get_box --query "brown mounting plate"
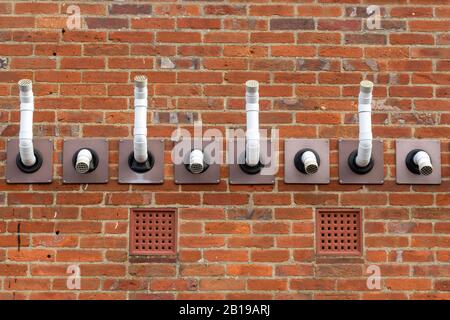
[284,139,330,184]
[63,139,109,184]
[174,139,220,184]
[119,139,164,184]
[229,139,276,185]
[396,139,441,185]
[339,139,384,185]
[6,139,53,184]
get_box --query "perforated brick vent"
[316,208,362,255]
[130,208,177,256]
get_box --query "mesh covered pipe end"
[18,79,32,93]
[134,75,148,88]
[245,80,259,95]
[360,80,373,94]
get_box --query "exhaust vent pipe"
[18,79,37,167]
[406,149,433,176]
[187,149,207,174]
[75,149,93,174]
[129,75,154,173]
[348,80,375,174]
[245,80,260,167]
[355,80,373,168]
[301,151,319,174]
[133,75,149,164]
[294,149,320,175]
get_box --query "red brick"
[85,18,129,30]
[200,279,245,291]
[109,4,152,15]
[14,2,58,14]
[252,250,289,262]
[251,32,294,43]
[227,264,272,276]
[157,32,201,43]
[204,250,248,262]
[205,222,250,234]
[291,279,335,291]
[386,279,432,291]
[178,18,221,30]
[8,193,53,205]
[248,279,287,291]
[250,5,294,17]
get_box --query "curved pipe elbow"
[188,149,205,174]
[75,149,93,174]
[301,151,319,175]
[414,151,433,176]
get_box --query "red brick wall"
[0,1,449,300]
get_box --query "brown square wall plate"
[174,139,221,184]
[63,138,109,184]
[284,139,330,184]
[339,139,384,184]
[228,139,277,185]
[396,139,441,185]
[6,139,53,184]
[118,139,164,184]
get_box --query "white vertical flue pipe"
[355,80,373,168]
[18,79,36,167]
[245,80,260,167]
[133,75,148,163]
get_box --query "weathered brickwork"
[0,1,449,300]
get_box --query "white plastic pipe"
[75,149,93,174]
[18,79,36,167]
[245,80,260,167]
[189,149,204,174]
[413,151,433,176]
[355,80,373,168]
[133,75,148,163]
[301,151,319,175]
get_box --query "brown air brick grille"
[130,208,177,256]
[316,208,362,255]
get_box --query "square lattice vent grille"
[316,208,362,256]
[130,208,177,256]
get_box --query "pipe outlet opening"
[187,149,208,174]
[18,79,37,168]
[134,75,148,88]
[294,149,320,175]
[73,148,98,174]
[406,149,433,176]
[18,79,33,93]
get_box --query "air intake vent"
[316,208,362,255]
[130,208,177,256]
